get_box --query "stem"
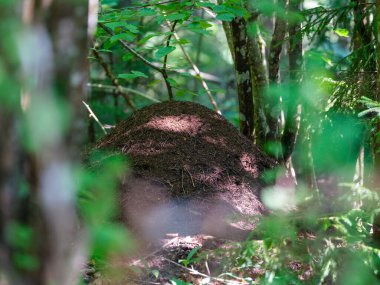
[92,47,137,111]
[163,20,178,101]
[166,20,221,113]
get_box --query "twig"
[88,83,161,103]
[131,237,178,266]
[160,257,248,284]
[82,101,107,135]
[99,22,174,101]
[165,20,221,113]
[92,48,137,111]
[193,10,205,94]
[184,167,195,187]
[163,20,178,101]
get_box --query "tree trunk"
[281,0,303,163]
[0,0,88,284]
[267,0,288,157]
[247,20,269,148]
[230,17,255,140]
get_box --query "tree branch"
[99,22,174,100]
[92,47,137,111]
[162,20,178,101]
[165,20,221,113]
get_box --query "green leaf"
[175,38,190,45]
[110,32,136,42]
[151,269,160,278]
[124,23,139,33]
[104,21,126,30]
[198,2,215,8]
[167,13,187,21]
[334,28,349,37]
[122,53,134,62]
[199,20,212,29]
[104,22,139,33]
[167,78,178,87]
[155,46,176,58]
[170,279,192,285]
[213,5,226,13]
[186,246,200,264]
[138,33,160,45]
[216,12,235,21]
[118,71,148,79]
[137,8,156,16]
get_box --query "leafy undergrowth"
[88,184,380,285]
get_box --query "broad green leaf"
[167,13,187,21]
[137,8,156,16]
[199,21,212,29]
[118,71,148,79]
[104,21,126,30]
[216,13,235,21]
[334,28,349,37]
[198,2,215,8]
[104,22,139,33]
[213,5,226,13]
[110,32,135,42]
[155,46,176,58]
[138,33,160,45]
[124,23,139,33]
[122,53,134,62]
[175,38,190,45]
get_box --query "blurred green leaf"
[110,32,136,42]
[155,46,176,58]
[118,70,148,79]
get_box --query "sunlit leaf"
[335,28,349,37]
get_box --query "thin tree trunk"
[281,0,303,163]
[230,17,255,140]
[0,0,89,284]
[267,0,287,154]
[247,20,268,148]
[218,0,235,62]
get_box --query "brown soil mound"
[94,101,275,240]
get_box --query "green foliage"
[86,0,380,284]
[179,246,201,267]
[78,151,133,263]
